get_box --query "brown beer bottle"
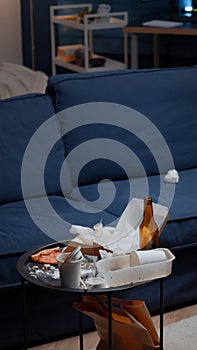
[140,197,159,250]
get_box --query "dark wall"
[57,0,169,25]
[21,0,58,75]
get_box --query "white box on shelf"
[57,44,84,62]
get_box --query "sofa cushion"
[57,114,160,187]
[48,101,173,188]
[47,67,197,181]
[0,196,117,257]
[0,93,65,203]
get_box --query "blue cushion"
[0,94,65,203]
[59,121,159,186]
[47,67,197,181]
[0,196,117,257]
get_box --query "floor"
[32,304,197,349]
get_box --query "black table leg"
[21,278,28,350]
[160,278,164,350]
[79,310,84,350]
[107,293,112,350]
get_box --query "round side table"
[17,241,164,350]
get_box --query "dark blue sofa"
[0,66,196,349]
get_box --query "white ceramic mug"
[98,4,111,14]
[97,4,111,22]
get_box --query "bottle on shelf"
[139,197,159,250]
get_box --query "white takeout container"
[96,248,175,287]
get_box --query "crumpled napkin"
[164,169,179,184]
[70,198,145,254]
[69,198,169,255]
[70,221,140,255]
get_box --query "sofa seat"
[69,168,197,249]
[2,167,196,289]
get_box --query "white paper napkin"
[69,198,169,255]
[70,222,139,252]
[164,169,179,183]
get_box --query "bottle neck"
[143,198,153,220]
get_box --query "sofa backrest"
[0,93,65,203]
[47,66,197,186]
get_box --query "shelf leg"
[89,30,93,57]
[84,22,89,71]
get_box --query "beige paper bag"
[73,296,160,350]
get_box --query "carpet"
[91,315,197,350]
[31,312,197,349]
[162,315,197,350]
